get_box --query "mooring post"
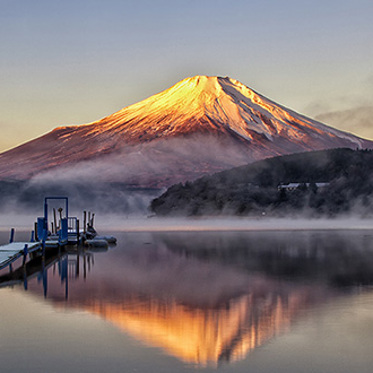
[83,211,87,234]
[30,231,35,243]
[22,244,28,266]
[44,198,48,230]
[9,228,15,243]
[58,207,63,229]
[34,222,39,241]
[76,219,80,244]
[53,208,57,234]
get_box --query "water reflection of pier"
[0,249,94,299]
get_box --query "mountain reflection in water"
[13,230,373,367]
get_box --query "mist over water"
[2,207,373,234]
[93,215,373,233]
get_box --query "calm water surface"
[1,229,373,372]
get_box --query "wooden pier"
[0,196,116,273]
[0,241,41,270]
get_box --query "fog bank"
[2,210,373,236]
[94,216,373,232]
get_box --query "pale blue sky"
[1,0,373,151]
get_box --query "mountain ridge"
[0,75,371,186]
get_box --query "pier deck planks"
[0,242,41,269]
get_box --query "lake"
[1,227,373,372]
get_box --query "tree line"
[150,148,373,217]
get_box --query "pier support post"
[34,222,38,241]
[76,219,80,245]
[9,228,15,243]
[23,266,28,291]
[22,244,28,266]
[83,211,87,235]
[42,239,46,257]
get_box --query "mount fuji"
[1,75,372,188]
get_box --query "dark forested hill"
[150,148,373,217]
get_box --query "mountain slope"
[0,75,371,187]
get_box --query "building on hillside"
[277,182,329,191]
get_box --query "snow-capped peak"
[73,75,364,148]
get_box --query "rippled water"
[1,229,373,372]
